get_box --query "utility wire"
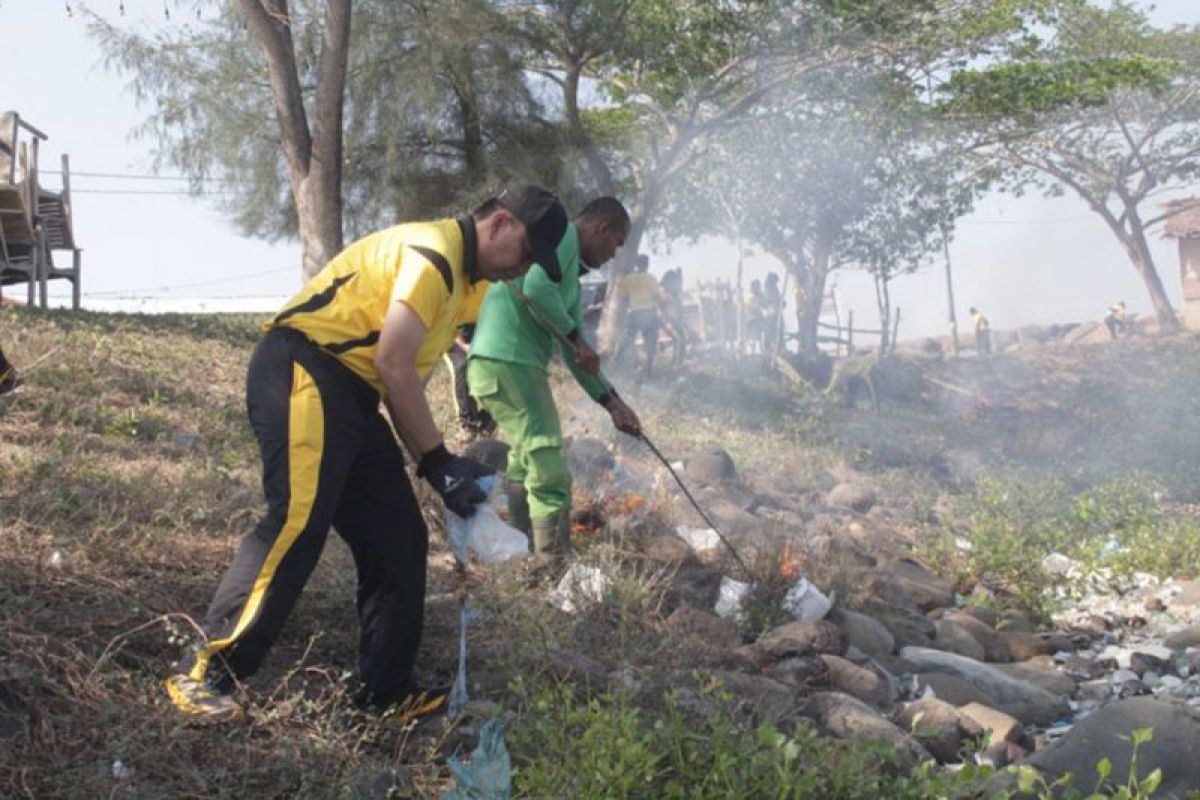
[43,169,236,184]
[86,266,297,297]
[72,188,237,196]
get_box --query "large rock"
[942,611,1012,663]
[894,698,984,764]
[990,698,1200,799]
[934,619,986,661]
[957,702,1029,766]
[767,656,832,691]
[917,673,998,708]
[831,608,896,658]
[1173,580,1200,607]
[643,534,695,565]
[1164,624,1200,651]
[999,631,1060,661]
[876,612,936,651]
[811,692,932,770]
[900,647,1069,726]
[757,620,847,659]
[712,671,799,725]
[992,660,1077,698]
[827,482,877,513]
[883,559,955,612]
[820,654,895,709]
[684,448,737,486]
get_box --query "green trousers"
[466,357,571,519]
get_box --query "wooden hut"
[0,111,81,308]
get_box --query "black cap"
[495,182,568,282]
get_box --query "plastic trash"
[676,525,720,552]
[449,603,482,719]
[782,577,831,621]
[714,576,751,620]
[445,718,513,800]
[447,476,529,565]
[549,565,612,613]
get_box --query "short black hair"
[576,197,630,229]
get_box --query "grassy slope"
[2,307,1199,797]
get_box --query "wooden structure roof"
[1163,198,1200,239]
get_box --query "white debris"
[48,550,63,568]
[1041,552,1080,576]
[714,576,751,620]
[782,577,832,621]
[549,565,612,614]
[112,760,133,780]
[676,526,721,552]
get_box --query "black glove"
[417,443,493,517]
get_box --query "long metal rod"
[638,432,754,582]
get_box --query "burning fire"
[778,541,801,582]
[570,490,651,540]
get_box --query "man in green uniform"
[468,197,642,559]
[165,183,568,723]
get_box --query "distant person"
[969,306,992,355]
[0,345,19,395]
[1104,301,1127,339]
[616,255,665,376]
[762,272,783,355]
[164,183,568,724]
[744,279,765,355]
[443,324,495,438]
[660,266,688,366]
[468,197,641,560]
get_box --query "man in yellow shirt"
[969,306,992,355]
[617,255,666,375]
[165,183,568,723]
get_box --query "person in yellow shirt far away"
[969,306,992,355]
[616,254,668,377]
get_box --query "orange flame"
[779,542,801,582]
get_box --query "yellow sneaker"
[164,674,245,723]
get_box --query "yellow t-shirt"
[620,272,659,312]
[265,217,489,393]
[973,312,990,332]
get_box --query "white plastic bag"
[549,565,612,613]
[782,577,832,621]
[714,576,751,620]
[446,477,529,565]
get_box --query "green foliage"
[1013,726,1169,799]
[505,678,994,799]
[925,476,1200,620]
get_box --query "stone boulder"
[1164,624,1200,651]
[990,697,1200,799]
[757,620,847,659]
[827,482,877,513]
[933,619,986,661]
[941,611,1012,663]
[642,534,695,565]
[958,702,1029,766]
[883,559,955,612]
[830,608,896,659]
[999,631,1061,662]
[685,448,737,486]
[820,654,895,709]
[712,671,800,725]
[812,692,932,771]
[767,656,831,691]
[900,647,1069,726]
[894,697,985,764]
[992,660,1077,698]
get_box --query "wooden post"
[847,310,854,354]
[72,249,81,310]
[941,223,960,356]
[891,307,901,354]
[697,283,709,345]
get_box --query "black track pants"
[183,328,428,703]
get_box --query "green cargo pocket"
[468,374,500,401]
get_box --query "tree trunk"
[874,271,891,355]
[791,238,830,355]
[1123,205,1179,331]
[564,63,616,195]
[240,0,349,283]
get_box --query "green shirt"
[468,224,614,403]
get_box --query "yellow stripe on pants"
[190,364,324,682]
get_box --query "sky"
[1,0,1198,341]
